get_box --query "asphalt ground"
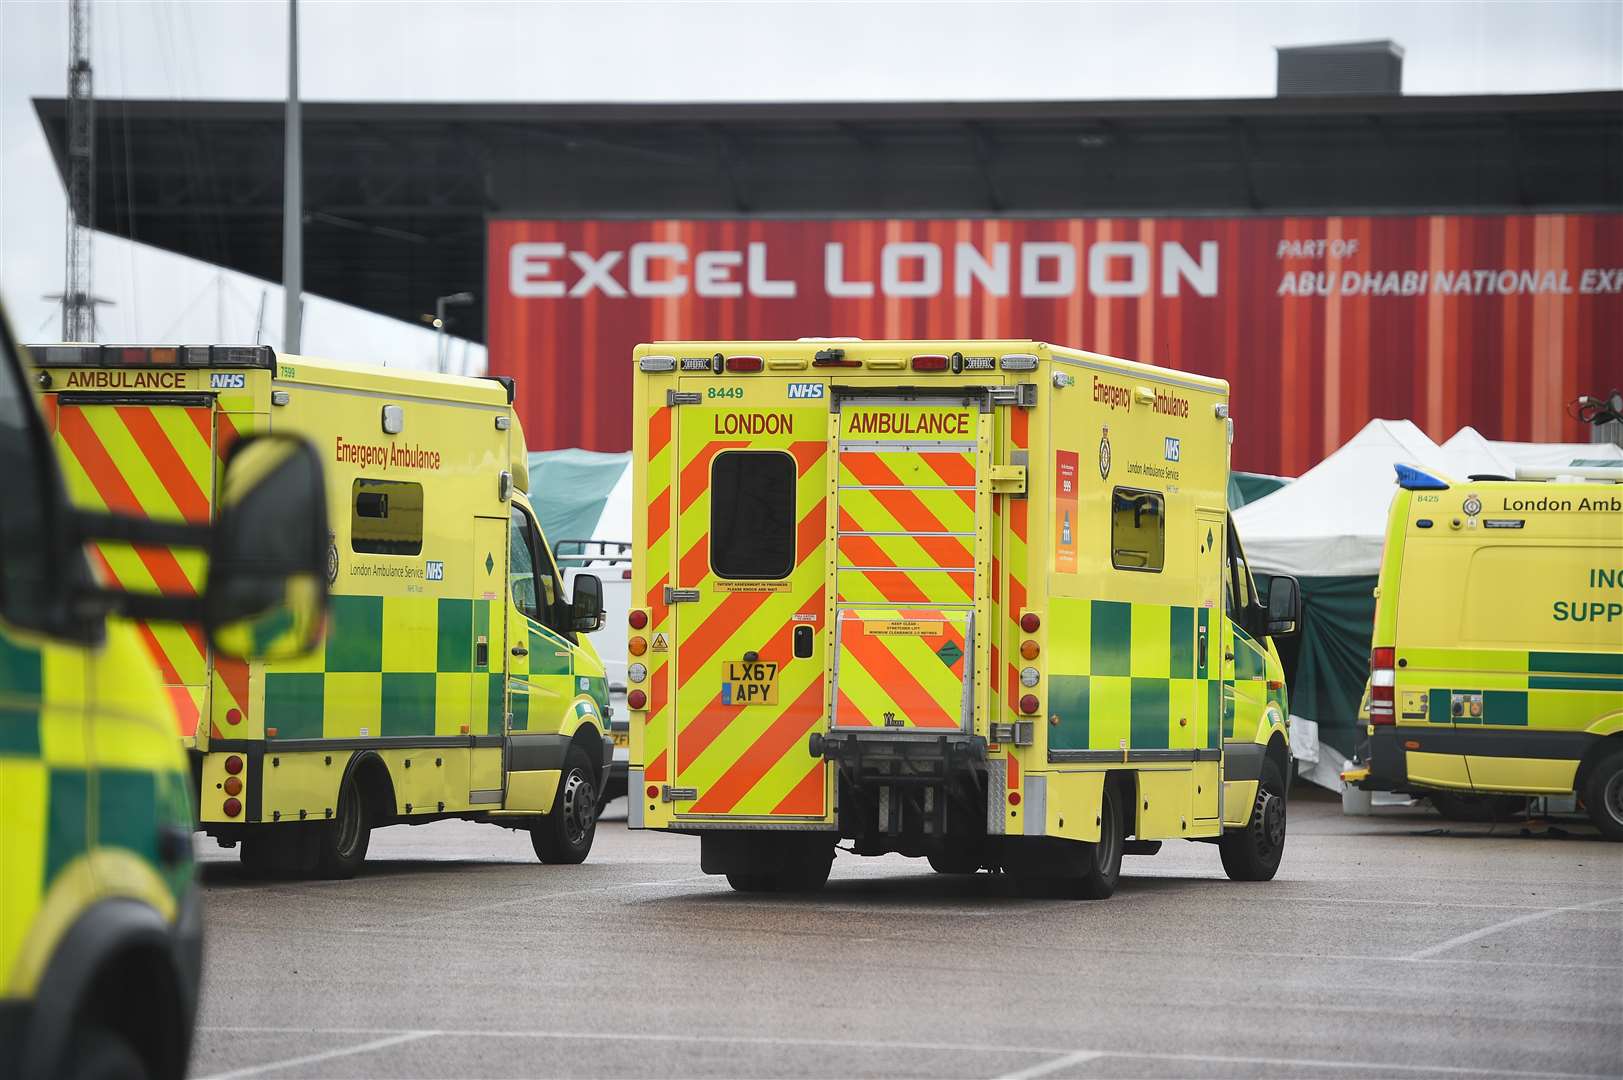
[188,788,1623,1080]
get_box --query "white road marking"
[197,1029,436,1079]
[1404,894,1623,961]
[195,1025,1618,1079]
[996,1049,1106,1079]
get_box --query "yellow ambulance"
[1344,464,1623,837]
[3,317,327,1076]
[625,340,1300,897]
[25,344,615,878]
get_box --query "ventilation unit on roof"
[1277,40,1403,97]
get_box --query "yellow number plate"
[612,731,629,748]
[724,660,779,706]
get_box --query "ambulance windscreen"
[1110,487,1165,573]
[710,450,795,580]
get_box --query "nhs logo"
[1163,437,1181,462]
[425,560,444,581]
[786,382,825,400]
[209,372,246,390]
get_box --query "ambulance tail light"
[725,355,763,373]
[628,609,648,630]
[627,689,648,710]
[1369,647,1396,725]
[910,354,949,372]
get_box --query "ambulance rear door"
[827,386,999,736]
[668,379,830,820]
[49,389,220,739]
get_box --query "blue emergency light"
[1394,464,1449,490]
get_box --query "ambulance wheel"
[1220,758,1287,882]
[238,835,274,879]
[775,852,833,893]
[1076,781,1126,899]
[57,1023,148,1080]
[317,772,371,879]
[927,851,981,875]
[531,745,598,864]
[725,873,774,893]
[1581,745,1623,841]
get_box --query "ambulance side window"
[350,479,423,556]
[710,450,796,580]
[1109,487,1165,573]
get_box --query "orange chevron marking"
[679,440,746,513]
[772,759,827,816]
[647,489,671,548]
[117,405,210,523]
[835,686,871,726]
[841,623,959,729]
[688,678,825,814]
[649,407,672,461]
[646,749,668,783]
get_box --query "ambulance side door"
[506,504,572,729]
[471,515,507,798]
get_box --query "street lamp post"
[435,291,475,374]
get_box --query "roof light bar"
[638,355,677,373]
[679,357,712,372]
[725,355,764,373]
[911,354,949,372]
[1000,353,1040,372]
[23,344,275,369]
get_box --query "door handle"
[512,646,529,657]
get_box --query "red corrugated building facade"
[487,213,1621,475]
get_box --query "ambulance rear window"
[1110,487,1165,573]
[350,478,423,556]
[711,451,795,579]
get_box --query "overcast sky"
[2,0,1619,369]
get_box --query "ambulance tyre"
[1580,744,1623,841]
[531,745,598,864]
[1220,758,1287,882]
[317,771,371,879]
[927,851,982,875]
[58,1023,148,1080]
[1066,779,1125,900]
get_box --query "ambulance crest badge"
[1099,426,1112,480]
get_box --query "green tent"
[525,449,631,551]
[1227,471,1291,510]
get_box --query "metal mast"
[282,0,302,353]
[61,0,96,341]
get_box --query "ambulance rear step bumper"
[809,731,986,776]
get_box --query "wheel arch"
[340,750,398,826]
[1574,731,1623,798]
[24,897,194,1080]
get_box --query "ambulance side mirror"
[1265,575,1301,639]
[206,434,330,662]
[570,573,605,633]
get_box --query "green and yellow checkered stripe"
[1046,598,1274,753]
[2,628,191,981]
[264,594,500,740]
[1399,647,1623,729]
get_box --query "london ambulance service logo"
[1099,426,1112,479]
[326,531,339,584]
[1462,494,1482,517]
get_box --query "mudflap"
[699,830,837,878]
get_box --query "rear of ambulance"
[627,342,1032,887]
[29,344,269,764]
